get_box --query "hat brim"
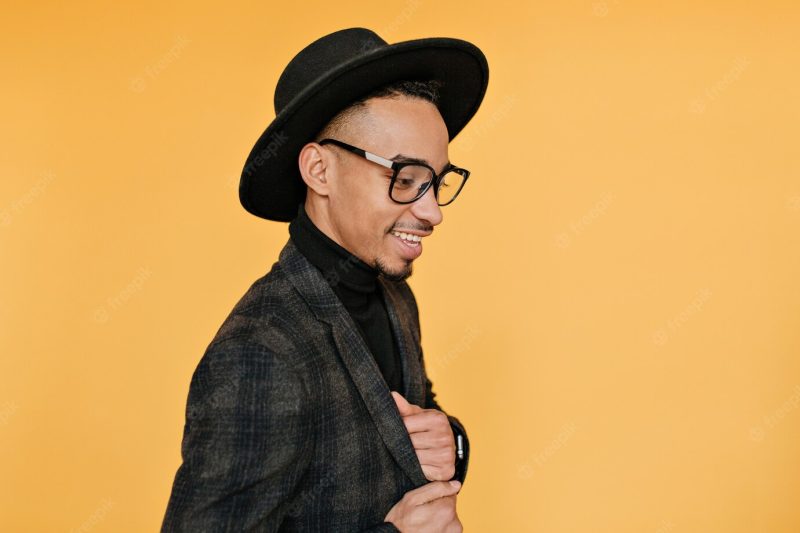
[239,36,489,222]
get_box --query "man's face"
[312,96,450,281]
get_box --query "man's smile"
[390,230,424,260]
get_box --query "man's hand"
[384,480,462,532]
[391,391,456,482]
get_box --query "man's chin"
[375,256,413,282]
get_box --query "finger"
[403,411,455,440]
[407,480,461,506]
[409,431,437,449]
[391,391,412,416]
[421,463,457,482]
[402,410,450,434]
[423,494,459,527]
[414,446,456,468]
[408,425,455,448]
[391,391,422,417]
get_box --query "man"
[162,27,488,531]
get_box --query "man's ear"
[298,142,332,197]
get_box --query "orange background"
[2,1,799,531]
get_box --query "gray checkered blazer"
[161,237,470,532]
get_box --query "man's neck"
[288,202,380,302]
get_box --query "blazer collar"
[279,237,428,487]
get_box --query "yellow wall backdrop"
[2,0,799,531]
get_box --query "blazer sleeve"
[420,347,471,487]
[161,339,314,532]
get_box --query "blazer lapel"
[379,277,426,409]
[279,238,428,487]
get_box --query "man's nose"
[410,184,443,227]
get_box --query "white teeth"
[392,231,422,242]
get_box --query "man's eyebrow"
[389,153,452,174]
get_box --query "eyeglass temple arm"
[318,138,395,170]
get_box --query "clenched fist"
[391,391,456,482]
[384,480,463,532]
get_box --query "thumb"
[391,391,416,416]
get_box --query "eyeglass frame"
[317,138,470,206]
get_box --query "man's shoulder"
[184,264,315,422]
[205,260,310,355]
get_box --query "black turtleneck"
[288,203,404,393]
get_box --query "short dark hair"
[312,79,443,143]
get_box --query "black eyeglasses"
[318,138,470,206]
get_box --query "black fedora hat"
[238,27,489,222]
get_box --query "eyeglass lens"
[391,165,465,205]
